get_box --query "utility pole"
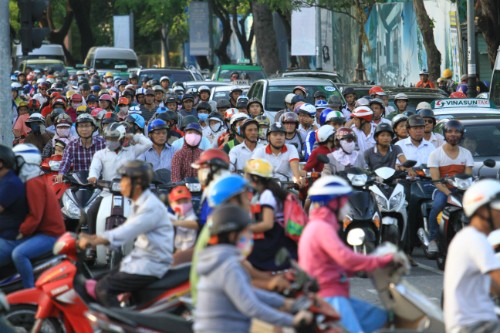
[0,0,13,145]
[466,0,477,98]
[315,6,322,70]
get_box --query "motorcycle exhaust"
[417,228,430,247]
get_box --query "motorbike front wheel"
[381,224,399,247]
[5,304,63,333]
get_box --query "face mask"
[340,140,356,154]
[172,202,193,217]
[198,167,210,186]
[236,234,254,258]
[106,78,113,83]
[210,123,221,133]
[185,133,201,147]
[259,128,268,140]
[198,113,209,122]
[106,140,121,151]
[56,127,70,138]
[73,102,82,108]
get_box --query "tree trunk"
[413,0,441,82]
[252,3,281,75]
[47,1,75,66]
[212,0,232,64]
[231,3,253,62]
[278,11,298,69]
[196,56,211,70]
[476,0,500,68]
[69,0,94,61]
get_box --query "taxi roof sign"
[432,98,494,109]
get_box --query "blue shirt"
[138,144,175,171]
[0,170,28,239]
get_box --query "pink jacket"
[298,206,393,298]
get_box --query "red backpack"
[280,193,309,242]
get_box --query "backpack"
[280,193,308,242]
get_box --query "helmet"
[208,111,223,123]
[247,98,263,110]
[117,160,153,188]
[450,91,467,98]
[91,108,106,120]
[118,80,128,87]
[11,82,22,91]
[293,85,307,97]
[152,85,164,93]
[293,101,306,113]
[76,113,97,127]
[284,93,296,104]
[229,86,243,95]
[319,108,334,125]
[165,96,177,105]
[354,97,370,107]
[180,115,199,131]
[26,113,45,126]
[66,90,76,99]
[27,98,40,111]
[442,68,453,79]
[126,114,145,129]
[148,119,169,134]
[55,113,72,126]
[217,99,231,109]
[267,122,286,135]
[406,115,425,128]
[417,109,436,125]
[325,111,346,124]
[229,113,250,127]
[156,106,168,115]
[351,106,373,122]
[99,94,113,102]
[255,114,270,127]
[76,105,90,114]
[442,119,465,138]
[463,179,500,217]
[208,175,249,207]
[315,100,329,109]
[91,85,101,92]
[298,103,316,117]
[209,204,252,236]
[342,87,355,96]
[191,149,230,170]
[335,127,356,142]
[104,72,113,78]
[316,125,335,143]
[416,102,432,111]
[168,186,192,203]
[118,97,130,105]
[419,69,429,75]
[49,108,65,123]
[327,96,342,108]
[374,123,394,138]
[369,98,385,109]
[128,105,142,115]
[197,101,212,112]
[291,95,304,105]
[308,175,352,204]
[394,93,409,101]
[0,145,15,169]
[12,143,42,165]
[280,112,299,125]
[198,85,210,94]
[184,122,203,134]
[369,86,384,96]
[101,112,118,126]
[245,158,273,178]
[182,94,194,102]
[159,110,178,124]
[313,90,326,99]
[17,101,29,110]
[135,88,147,96]
[223,108,238,121]
[71,93,83,103]
[239,118,259,136]
[105,122,127,141]
[160,76,170,82]
[51,98,66,108]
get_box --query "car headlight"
[453,177,473,191]
[374,193,388,211]
[347,174,367,187]
[186,183,202,192]
[389,192,404,210]
[61,192,80,219]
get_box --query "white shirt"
[88,134,152,181]
[351,124,376,153]
[229,141,263,172]
[251,144,299,181]
[395,137,436,167]
[427,145,474,177]
[427,132,445,148]
[444,227,500,332]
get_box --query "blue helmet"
[156,106,168,114]
[208,175,249,207]
[319,108,334,126]
[184,122,202,133]
[126,114,145,129]
[147,119,168,133]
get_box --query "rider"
[350,106,376,153]
[139,119,175,172]
[171,122,204,182]
[79,160,173,307]
[198,85,216,111]
[323,127,366,175]
[229,118,262,172]
[0,144,65,288]
[24,113,53,152]
[205,112,226,147]
[279,112,303,159]
[179,94,197,118]
[391,113,409,144]
[304,125,335,172]
[228,86,243,108]
[364,123,409,171]
[222,112,249,153]
[255,115,270,145]
[427,120,473,254]
[297,103,318,145]
[387,93,409,120]
[444,179,500,333]
[299,176,398,333]
[341,87,357,120]
[415,69,435,88]
[418,108,445,148]
[395,115,435,167]
[247,98,264,118]
[369,98,390,125]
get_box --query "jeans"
[428,190,455,242]
[0,234,57,288]
[324,296,387,333]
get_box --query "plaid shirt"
[171,143,202,183]
[59,136,106,175]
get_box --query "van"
[489,46,500,107]
[15,44,66,68]
[84,47,139,75]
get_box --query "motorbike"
[40,155,70,201]
[4,232,191,333]
[369,243,445,332]
[434,159,496,270]
[341,167,381,254]
[369,160,416,247]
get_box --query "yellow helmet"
[76,105,89,113]
[66,90,76,99]
[105,72,114,78]
[442,68,453,79]
[244,158,273,178]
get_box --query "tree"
[413,0,441,82]
[252,2,281,75]
[475,0,500,67]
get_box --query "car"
[435,116,500,177]
[182,80,230,93]
[282,69,344,83]
[136,68,200,85]
[336,83,374,98]
[247,77,344,122]
[15,43,66,68]
[84,47,139,76]
[18,59,66,74]
[383,87,448,113]
[210,84,251,103]
[212,64,266,83]
[489,46,500,107]
[431,98,500,120]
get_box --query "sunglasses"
[424,119,434,124]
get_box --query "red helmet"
[118,97,130,105]
[71,93,83,103]
[168,186,192,202]
[99,94,113,102]
[450,91,466,99]
[351,106,373,122]
[368,86,384,96]
[52,97,67,108]
[335,127,357,142]
[28,98,40,111]
[50,91,61,100]
[191,149,229,170]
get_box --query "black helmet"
[197,101,212,112]
[342,87,356,96]
[267,122,286,136]
[417,109,436,125]
[313,90,326,99]
[216,99,231,109]
[406,115,425,128]
[158,110,178,124]
[181,115,199,131]
[209,204,251,236]
[240,118,259,136]
[442,119,465,137]
[129,72,138,79]
[374,123,394,138]
[0,145,16,169]
[118,160,154,189]
[165,96,177,104]
[246,97,263,110]
[208,111,223,122]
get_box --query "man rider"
[139,119,175,172]
[415,69,435,89]
[222,113,249,154]
[229,118,262,172]
[179,94,197,118]
[79,160,173,307]
[140,89,157,121]
[280,112,304,160]
[369,98,390,125]
[341,87,356,120]
[418,109,444,148]
[228,86,243,108]
[350,106,376,153]
[387,93,409,120]
[395,115,435,167]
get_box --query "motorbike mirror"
[274,248,291,267]
[402,160,417,168]
[317,154,329,164]
[484,159,496,168]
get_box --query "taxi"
[431,98,500,120]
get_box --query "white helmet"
[229,112,250,126]
[26,112,45,124]
[308,176,352,204]
[105,122,127,141]
[135,88,147,96]
[325,111,346,123]
[394,93,409,101]
[354,97,370,107]
[463,179,500,217]
[316,125,335,143]
[12,143,42,165]
[198,85,211,94]
[298,103,316,117]
[284,93,296,104]
[416,102,432,111]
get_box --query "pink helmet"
[99,94,113,102]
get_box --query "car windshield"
[94,58,138,70]
[459,123,500,157]
[265,84,342,112]
[211,87,250,102]
[140,71,194,83]
[284,72,343,83]
[491,70,500,107]
[218,69,265,82]
[27,62,65,72]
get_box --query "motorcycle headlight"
[389,192,404,210]
[374,193,388,211]
[453,177,473,191]
[61,192,80,219]
[48,160,61,171]
[347,174,367,187]
[186,183,201,192]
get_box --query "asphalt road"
[350,247,444,307]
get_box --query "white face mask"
[340,140,356,154]
[209,123,221,133]
[56,127,70,138]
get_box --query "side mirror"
[274,248,291,267]
[484,159,496,168]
